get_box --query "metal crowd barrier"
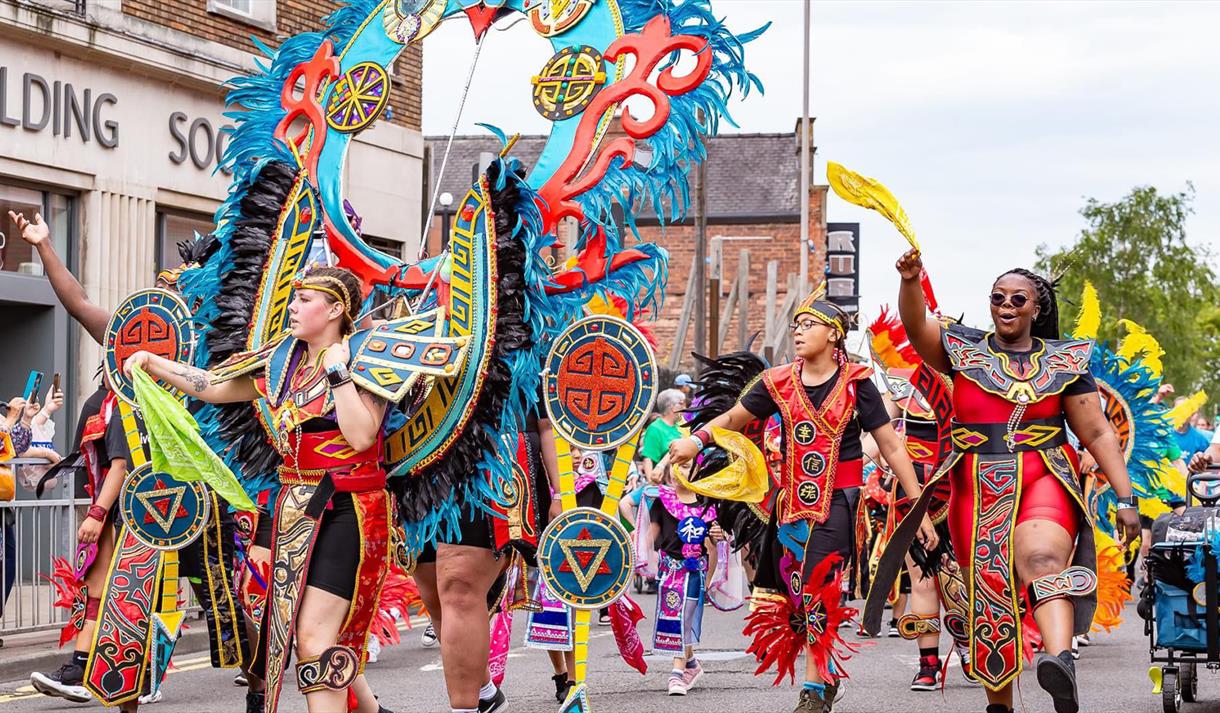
[1,459,200,640]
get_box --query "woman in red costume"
[126,267,394,713]
[670,292,937,713]
[891,250,1140,713]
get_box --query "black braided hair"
[994,268,1059,341]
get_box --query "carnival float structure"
[83,0,764,710]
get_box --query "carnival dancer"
[873,250,1141,713]
[646,459,719,696]
[13,210,257,706]
[669,290,938,713]
[125,267,395,713]
[865,302,972,688]
[30,386,129,705]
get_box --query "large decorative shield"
[539,507,634,610]
[542,316,657,451]
[119,464,209,551]
[103,288,194,406]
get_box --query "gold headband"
[795,302,848,337]
[293,276,355,318]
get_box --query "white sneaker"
[667,674,687,696]
[420,622,439,648]
[138,688,164,705]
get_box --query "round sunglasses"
[990,292,1030,308]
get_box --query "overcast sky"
[422,0,1220,329]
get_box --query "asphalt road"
[1,597,1217,713]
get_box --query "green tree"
[1036,184,1220,398]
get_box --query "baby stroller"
[1141,469,1220,713]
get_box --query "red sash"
[79,393,117,501]
[763,361,872,524]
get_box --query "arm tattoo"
[173,365,210,394]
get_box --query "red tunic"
[938,324,1096,692]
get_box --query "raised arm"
[1063,390,1140,545]
[895,249,950,373]
[666,403,757,466]
[9,211,109,344]
[124,350,258,404]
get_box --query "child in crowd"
[648,457,720,696]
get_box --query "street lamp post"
[439,191,454,253]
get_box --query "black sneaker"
[910,655,940,691]
[479,687,507,713]
[245,691,265,713]
[1035,651,1079,713]
[552,673,574,702]
[30,662,91,703]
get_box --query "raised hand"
[895,248,923,281]
[7,211,50,247]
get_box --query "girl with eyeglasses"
[669,290,937,713]
[876,249,1140,713]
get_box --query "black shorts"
[305,494,360,600]
[417,507,495,564]
[753,487,859,592]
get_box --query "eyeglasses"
[989,292,1030,308]
[789,318,819,334]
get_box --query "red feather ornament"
[371,565,424,647]
[41,556,85,648]
[743,554,860,685]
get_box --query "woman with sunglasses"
[669,290,937,713]
[888,249,1140,713]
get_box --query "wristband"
[326,364,351,388]
[687,435,705,451]
[86,505,109,522]
[691,429,712,448]
[1115,495,1138,511]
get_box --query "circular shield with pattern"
[382,0,444,43]
[539,507,634,609]
[104,289,195,407]
[1097,381,1134,460]
[531,46,607,121]
[543,316,657,451]
[119,464,209,551]
[326,63,391,133]
[529,0,595,37]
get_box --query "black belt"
[950,417,1067,454]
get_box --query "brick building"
[425,123,828,370]
[0,0,424,427]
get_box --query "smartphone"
[52,372,61,397]
[23,370,43,403]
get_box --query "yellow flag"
[672,426,768,504]
[827,161,919,251]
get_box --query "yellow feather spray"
[1117,320,1164,378]
[826,161,919,251]
[1166,391,1208,430]
[1073,282,1101,340]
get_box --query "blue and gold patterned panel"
[349,308,470,402]
[385,180,494,476]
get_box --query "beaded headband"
[292,275,357,319]
[794,287,849,337]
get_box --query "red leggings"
[949,454,1079,571]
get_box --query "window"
[207,0,276,31]
[365,236,405,261]
[156,210,214,273]
[0,185,73,276]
